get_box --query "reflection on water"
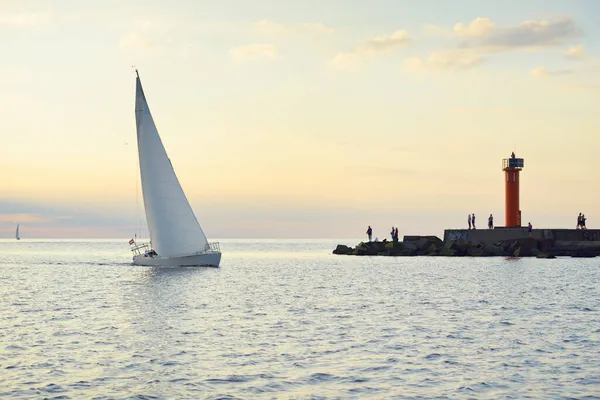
[0,239,599,399]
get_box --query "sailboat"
[129,70,221,267]
[15,224,20,240]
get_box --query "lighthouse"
[502,152,524,227]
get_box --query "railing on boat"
[130,241,220,256]
[130,242,151,256]
[205,242,221,253]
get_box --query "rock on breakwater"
[333,236,600,258]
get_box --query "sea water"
[0,239,598,399]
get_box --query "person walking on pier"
[488,214,494,229]
[468,214,472,229]
[366,226,373,242]
[528,222,533,237]
[577,213,583,229]
[581,214,587,229]
[472,213,476,229]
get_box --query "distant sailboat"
[129,70,221,267]
[15,224,20,240]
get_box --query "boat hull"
[133,252,221,267]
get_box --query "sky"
[1,0,600,239]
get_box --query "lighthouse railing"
[502,158,524,170]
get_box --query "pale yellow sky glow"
[1,0,600,238]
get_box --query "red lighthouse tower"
[502,152,524,227]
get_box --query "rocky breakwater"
[332,236,600,258]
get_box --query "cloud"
[0,200,137,238]
[330,30,412,69]
[363,30,412,52]
[119,31,154,51]
[230,44,278,62]
[564,44,586,60]
[404,49,483,72]
[531,65,599,92]
[457,17,580,51]
[0,213,54,224]
[530,66,549,77]
[117,20,200,59]
[413,17,582,73]
[454,17,496,38]
[255,19,334,36]
[118,20,166,52]
[330,52,362,70]
[530,66,573,77]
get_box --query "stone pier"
[443,228,600,244]
[332,228,600,258]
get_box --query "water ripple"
[0,239,599,399]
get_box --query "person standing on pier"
[488,214,494,229]
[528,222,533,237]
[468,214,472,229]
[472,213,476,229]
[581,214,587,229]
[577,213,582,229]
[366,226,373,242]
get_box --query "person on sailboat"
[144,249,157,257]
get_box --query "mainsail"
[15,224,20,240]
[134,71,209,257]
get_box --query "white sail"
[135,72,209,258]
[15,224,20,240]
